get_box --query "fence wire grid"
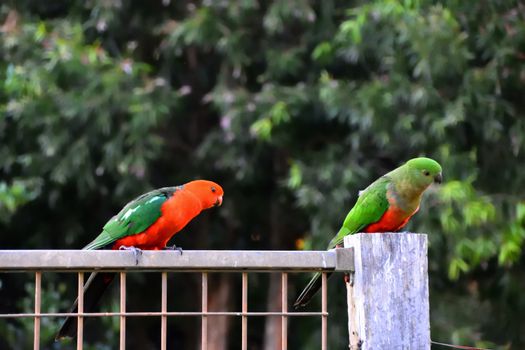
[0,249,354,350]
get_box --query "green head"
[403,157,443,189]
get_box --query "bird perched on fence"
[56,180,224,340]
[293,157,442,309]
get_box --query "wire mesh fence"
[0,249,354,350]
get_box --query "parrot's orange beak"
[214,196,223,207]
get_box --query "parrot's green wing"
[326,176,390,249]
[83,187,181,250]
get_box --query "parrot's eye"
[211,186,216,193]
[423,170,430,176]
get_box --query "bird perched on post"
[293,157,442,309]
[56,180,224,340]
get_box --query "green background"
[1,1,524,349]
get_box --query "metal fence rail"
[0,249,354,350]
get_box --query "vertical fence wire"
[241,272,248,350]
[201,272,208,350]
[321,272,327,350]
[77,272,84,350]
[33,271,41,350]
[281,272,288,350]
[161,272,167,350]
[119,272,126,350]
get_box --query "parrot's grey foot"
[164,244,183,255]
[119,245,143,265]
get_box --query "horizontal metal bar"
[0,249,353,272]
[335,247,355,271]
[0,311,328,318]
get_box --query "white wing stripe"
[121,205,141,220]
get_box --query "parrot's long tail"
[293,272,333,310]
[55,272,115,340]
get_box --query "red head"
[184,180,224,209]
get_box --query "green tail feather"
[293,272,333,310]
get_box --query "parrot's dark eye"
[423,170,430,176]
[211,186,216,193]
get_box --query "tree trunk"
[263,273,283,350]
[264,180,287,350]
[207,274,232,350]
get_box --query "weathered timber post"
[344,233,430,350]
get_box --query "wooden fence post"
[344,233,430,350]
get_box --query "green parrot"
[293,157,442,309]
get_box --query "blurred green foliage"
[1,0,524,349]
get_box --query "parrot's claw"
[119,245,143,265]
[164,244,183,255]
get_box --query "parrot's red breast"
[364,205,419,233]
[364,187,420,233]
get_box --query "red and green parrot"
[293,157,442,309]
[56,180,224,340]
